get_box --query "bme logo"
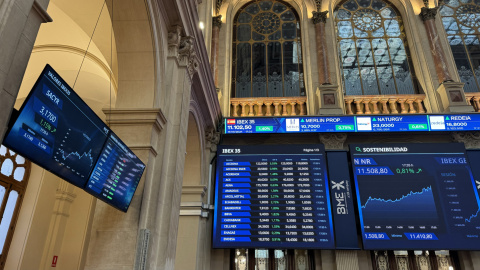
[331,180,345,190]
[286,119,300,131]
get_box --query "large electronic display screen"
[3,64,109,188]
[350,143,480,250]
[85,133,145,212]
[213,145,335,249]
[3,65,145,212]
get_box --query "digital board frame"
[3,64,145,212]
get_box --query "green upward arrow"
[373,118,377,121]
[301,119,305,122]
[446,116,450,120]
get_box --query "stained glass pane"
[0,146,6,156]
[284,42,300,96]
[268,42,283,97]
[259,0,273,11]
[282,22,296,39]
[357,39,380,94]
[372,0,386,10]
[337,9,352,20]
[237,25,251,41]
[344,0,359,11]
[236,43,251,97]
[338,21,354,38]
[1,159,13,177]
[442,17,460,34]
[280,10,295,21]
[273,2,286,13]
[269,30,281,40]
[252,43,267,97]
[13,167,25,182]
[384,19,400,37]
[340,39,362,95]
[245,3,260,14]
[0,191,18,253]
[238,13,252,23]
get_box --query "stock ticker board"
[212,145,335,249]
[3,65,145,212]
[3,64,109,188]
[224,115,480,134]
[350,143,480,250]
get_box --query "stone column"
[211,15,222,86]
[312,11,331,85]
[420,7,452,83]
[0,0,51,142]
[147,26,199,270]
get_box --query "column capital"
[206,126,220,153]
[213,15,222,29]
[319,133,347,150]
[420,7,439,21]
[312,10,328,24]
[452,132,480,149]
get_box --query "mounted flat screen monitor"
[213,145,335,249]
[3,64,145,212]
[85,132,145,212]
[350,143,480,250]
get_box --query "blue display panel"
[350,143,480,250]
[84,133,145,212]
[3,64,109,188]
[225,114,480,134]
[3,65,145,212]
[213,145,335,249]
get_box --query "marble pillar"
[312,11,331,85]
[420,7,452,84]
[211,15,222,86]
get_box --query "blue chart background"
[213,145,335,249]
[4,65,108,188]
[351,143,480,250]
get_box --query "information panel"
[350,143,480,250]
[85,133,145,212]
[213,145,335,249]
[3,64,109,188]
[225,114,480,134]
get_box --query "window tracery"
[335,0,418,95]
[232,0,305,98]
[440,0,480,92]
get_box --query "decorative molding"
[215,0,224,15]
[32,44,118,91]
[319,133,347,150]
[452,132,480,149]
[420,7,439,21]
[178,36,199,76]
[213,15,222,29]
[312,10,328,24]
[102,108,167,132]
[33,0,53,23]
[206,126,220,152]
[168,25,183,57]
[314,0,322,11]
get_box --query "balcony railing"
[344,94,426,115]
[465,92,480,112]
[230,97,307,117]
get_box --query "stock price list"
[351,143,480,250]
[213,145,335,249]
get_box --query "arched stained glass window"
[232,0,305,98]
[440,0,480,92]
[0,145,30,269]
[334,0,418,95]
